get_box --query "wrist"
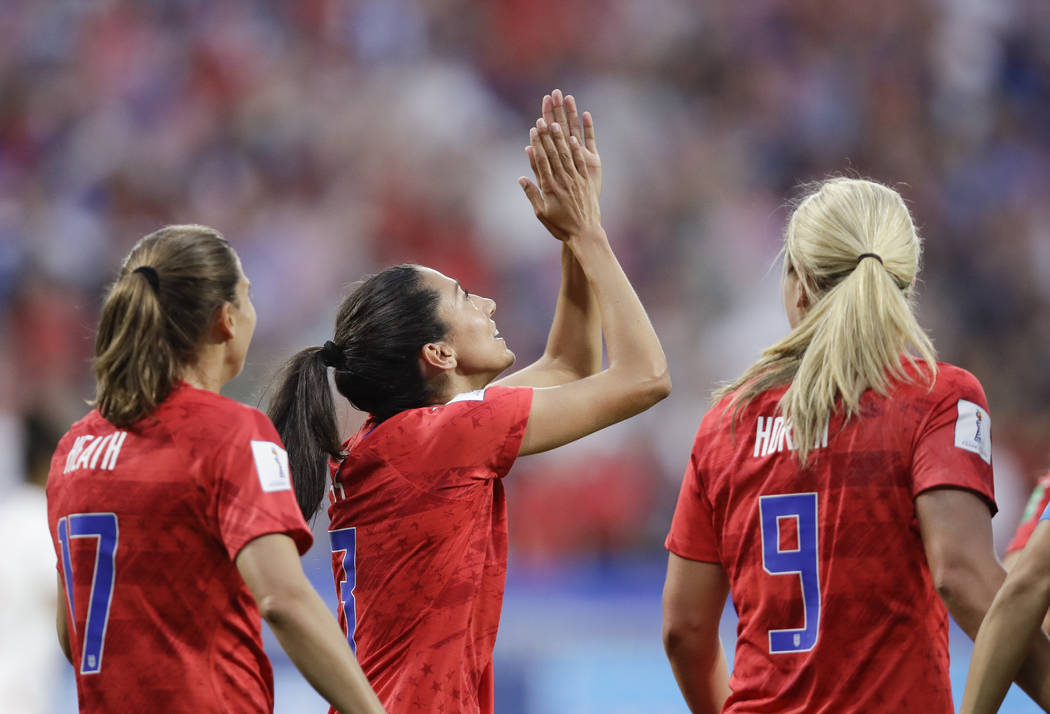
[566,226,608,249]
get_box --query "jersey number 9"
[759,493,820,654]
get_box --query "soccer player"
[46,226,385,713]
[1004,471,1050,571]
[960,480,1050,713]
[660,178,1050,713]
[268,92,670,713]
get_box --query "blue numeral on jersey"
[56,513,119,674]
[759,493,820,654]
[329,527,358,653]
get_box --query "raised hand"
[518,118,601,243]
[541,89,601,197]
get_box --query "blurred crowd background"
[2,0,1049,712]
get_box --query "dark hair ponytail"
[269,264,446,520]
[267,347,344,521]
[94,225,238,427]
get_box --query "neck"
[430,372,492,405]
[181,346,229,394]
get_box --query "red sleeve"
[1007,473,1050,555]
[209,408,314,559]
[665,428,721,563]
[911,369,996,514]
[389,385,533,489]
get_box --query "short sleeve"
[389,385,533,488]
[911,370,996,514]
[209,408,314,560]
[1006,473,1050,555]
[665,437,721,563]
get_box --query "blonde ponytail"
[93,225,239,427]
[716,178,937,464]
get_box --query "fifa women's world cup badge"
[954,399,992,464]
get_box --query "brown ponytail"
[93,225,239,426]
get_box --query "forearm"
[542,244,601,377]
[263,588,386,714]
[961,575,1050,713]
[665,636,730,713]
[566,228,667,392]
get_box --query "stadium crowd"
[1,3,1049,708]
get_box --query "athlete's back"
[667,363,994,713]
[47,385,312,713]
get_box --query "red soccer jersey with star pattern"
[46,383,313,713]
[1007,471,1050,556]
[666,362,995,713]
[326,385,532,714]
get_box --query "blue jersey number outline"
[329,527,358,653]
[758,493,820,654]
[56,513,119,674]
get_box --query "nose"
[483,296,496,316]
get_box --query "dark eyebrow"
[455,281,469,298]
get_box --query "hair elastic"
[320,340,343,369]
[133,265,160,292]
[855,253,883,266]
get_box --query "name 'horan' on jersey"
[63,431,128,473]
[753,416,828,458]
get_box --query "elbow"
[642,368,672,408]
[256,588,308,628]
[662,613,700,662]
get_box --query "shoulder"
[401,385,531,427]
[167,385,275,435]
[902,361,987,410]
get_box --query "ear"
[794,277,810,311]
[210,302,236,343]
[420,341,457,372]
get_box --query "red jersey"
[666,363,995,713]
[1007,471,1050,556]
[46,383,313,713]
[326,385,532,714]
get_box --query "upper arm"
[662,553,729,637]
[235,533,311,608]
[916,487,999,579]
[915,486,1004,637]
[518,369,669,456]
[495,356,585,389]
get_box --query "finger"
[563,93,582,144]
[518,176,544,214]
[568,135,590,179]
[526,142,540,180]
[528,128,555,190]
[552,90,572,140]
[536,118,567,181]
[543,119,576,177]
[541,94,554,129]
[582,111,598,153]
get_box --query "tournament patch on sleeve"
[250,440,292,492]
[953,399,991,464]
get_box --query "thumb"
[518,177,543,213]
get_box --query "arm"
[916,488,1050,710]
[236,534,386,714]
[496,244,601,388]
[56,573,72,664]
[499,91,601,389]
[1003,549,1050,633]
[662,553,731,713]
[960,520,1050,714]
[515,117,669,456]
